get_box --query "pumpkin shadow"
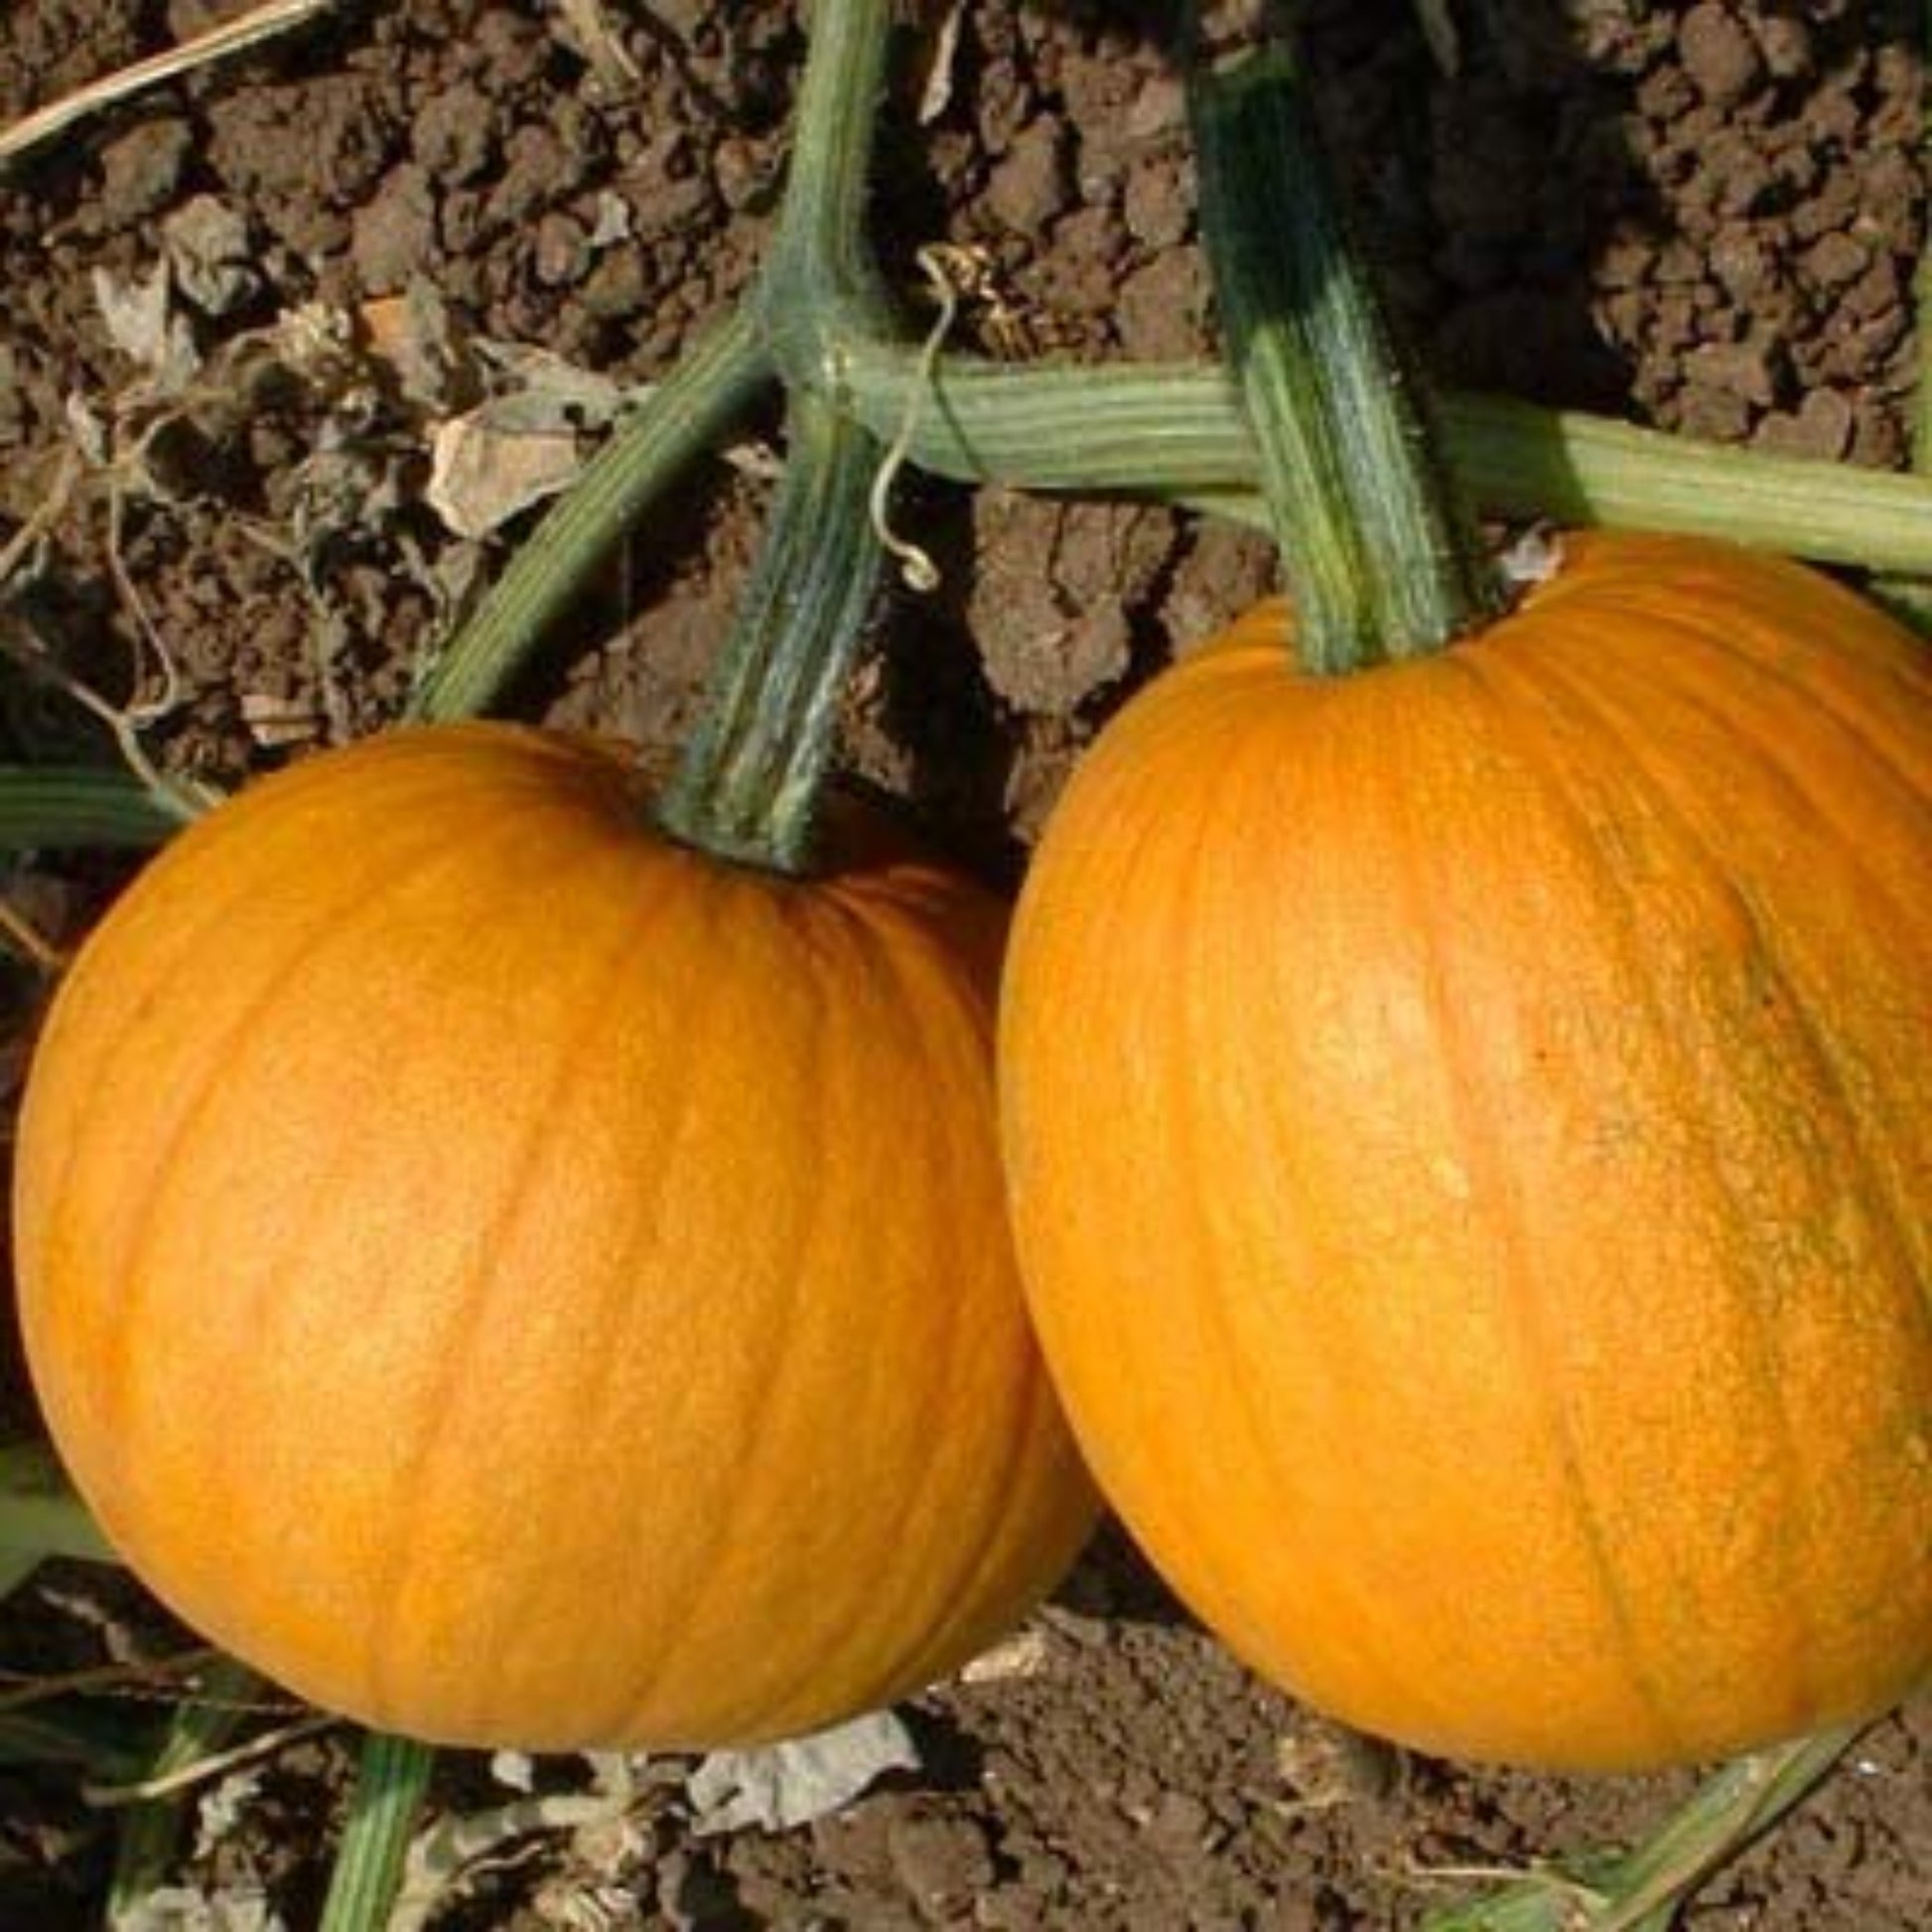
[896,1701,989,1791]
[1050,1514,1199,1631]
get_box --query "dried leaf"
[237,690,321,750]
[288,444,406,555]
[114,1883,286,1932]
[958,1626,1050,1685]
[426,412,581,540]
[191,1768,266,1857]
[721,436,783,483]
[489,1748,536,1793]
[362,280,477,412]
[570,1810,648,1883]
[91,265,199,391]
[533,1877,644,1930]
[581,1751,649,1800]
[472,341,626,430]
[266,302,364,392]
[685,1712,919,1836]
[421,340,629,538]
[162,198,257,317]
[391,1790,627,1932]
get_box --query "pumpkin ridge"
[1655,600,1932,853]
[788,901,1056,1730]
[1529,589,1932,819]
[1004,759,1214,1562]
[841,926,1073,1717]
[868,1322,1064,1708]
[1553,560,1932,703]
[357,829,686,1731]
[1388,655,1690,1756]
[600,886,839,1740]
[1007,806,1155,1451]
[1491,641,1923,1723]
[539,889,753,1743]
[26,773,499,1243]
[1120,784,1288,1615]
[207,802,655,1587]
[812,933,991,1719]
[1174,723,1447,1716]
[1530,635,1932,1331]
[1460,642,1845,1710]
[199,1034,491,1626]
[575,896,757,1746]
[42,826,496,1506]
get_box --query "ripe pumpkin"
[1002,530,1932,1773]
[17,723,1096,1750]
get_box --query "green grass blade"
[320,1731,437,1932]
[107,1656,266,1922]
[0,1705,156,1780]
[0,766,184,851]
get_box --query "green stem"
[763,0,894,318]
[1425,1724,1864,1932]
[0,766,184,850]
[657,391,884,869]
[108,1656,265,1921]
[1189,34,1499,672]
[408,307,770,725]
[0,1441,116,1562]
[1591,1725,1863,1931]
[833,346,1932,574]
[410,0,897,867]
[657,0,897,871]
[319,1731,437,1932]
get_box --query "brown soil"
[0,2,1926,1927]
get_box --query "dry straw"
[0,0,343,171]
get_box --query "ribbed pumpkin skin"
[1002,532,1932,1772]
[18,723,1096,1750]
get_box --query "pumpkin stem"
[1424,1721,1864,1931]
[657,0,899,871]
[658,389,884,869]
[758,0,896,345]
[1189,28,1504,675]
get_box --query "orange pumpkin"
[17,723,1095,1750]
[1002,531,1932,1772]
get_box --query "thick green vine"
[1190,34,1500,669]
[656,0,897,871]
